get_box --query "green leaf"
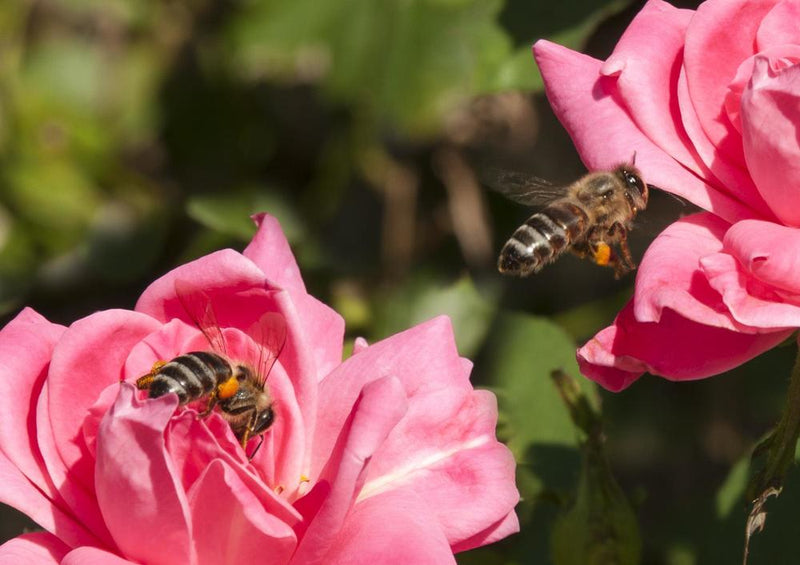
[187,186,305,243]
[227,0,519,135]
[372,274,498,359]
[716,456,750,520]
[5,159,99,252]
[488,312,595,455]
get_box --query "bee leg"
[135,360,167,389]
[239,419,254,449]
[198,391,218,417]
[201,376,238,417]
[608,222,636,271]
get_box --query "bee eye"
[624,171,644,193]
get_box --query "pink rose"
[534,0,800,390]
[0,214,518,563]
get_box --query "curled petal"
[243,214,306,294]
[0,532,69,564]
[632,213,759,332]
[601,0,703,175]
[724,46,800,134]
[676,65,773,218]
[165,411,303,527]
[245,213,345,380]
[741,57,800,226]
[533,40,756,224]
[578,302,792,391]
[701,252,800,328]
[722,220,800,296]
[683,0,777,165]
[311,316,470,477]
[189,460,296,565]
[291,376,408,565]
[602,0,769,217]
[452,510,521,554]
[95,384,195,565]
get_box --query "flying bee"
[136,283,286,457]
[490,163,649,278]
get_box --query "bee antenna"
[631,151,637,166]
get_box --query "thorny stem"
[743,346,800,564]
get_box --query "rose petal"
[164,406,303,528]
[756,0,800,50]
[0,449,99,549]
[532,40,757,224]
[243,214,306,294]
[267,290,318,489]
[451,510,520,554]
[61,547,138,565]
[311,316,470,477]
[291,376,408,565]
[244,213,345,381]
[42,310,160,547]
[601,0,704,175]
[321,489,456,565]
[0,532,69,564]
[188,460,296,565]
[0,309,65,501]
[47,310,161,477]
[675,64,774,219]
[577,302,792,391]
[632,213,760,332]
[135,249,267,323]
[358,390,519,547]
[741,57,800,226]
[683,0,777,165]
[724,46,800,133]
[95,384,195,565]
[721,220,800,296]
[701,252,800,328]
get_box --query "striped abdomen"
[498,201,589,276]
[147,351,233,404]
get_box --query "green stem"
[743,345,800,564]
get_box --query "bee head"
[251,405,275,435]
[617,165,648,213]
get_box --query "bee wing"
[174,280,227,356]
[482,167,566,206]
[249,312,287,388]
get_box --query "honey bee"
[491,164,649,278]
[136,283,286,457]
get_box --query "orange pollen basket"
[217,376,239,399]
[593,242,612,266]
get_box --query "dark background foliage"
[2,0,798,563]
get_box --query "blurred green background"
[2,0,799,563]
